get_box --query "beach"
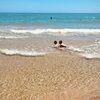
[0,50,100,100]
[0,13,100,100]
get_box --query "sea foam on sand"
[0,49,46,56]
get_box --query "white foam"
[81,53,100,59]
[10,29,100,36]
[68,46,84,52]
[0,49,46,56]
[0,36,28,39]
[68,46,100,59]
[10,29,44,34]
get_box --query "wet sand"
[0,50,100,100]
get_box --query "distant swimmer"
[50,17,52,20]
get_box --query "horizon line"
[0,12,100,14]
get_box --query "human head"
[54,41,57,45]
[59,40,63,44]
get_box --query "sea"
[0,13,100,58]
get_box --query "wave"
[80,53,100,59]
[0,47,100,58]
[0,49,46,56]
[0,36,28,39]
[10,29,100,36]
[68,43,100,59]
[68,46,84,52]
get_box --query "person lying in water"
[59,40,66,48]
[54,40,66,48]
[54,40,59,48]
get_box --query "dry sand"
[0,50,100,100]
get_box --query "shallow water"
[0,13,100,58]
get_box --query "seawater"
[0,13,100,58]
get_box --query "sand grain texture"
[0,51,100,100]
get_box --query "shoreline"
[0,51,100,100]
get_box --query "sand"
[0,50,100,100]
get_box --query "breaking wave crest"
[0,36,28,39]
[0,49,46,56]
[10,28,100,36]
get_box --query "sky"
[0,0,100,13]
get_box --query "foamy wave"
[10,29,100,35]
[0,36,28,39]
[68,46,84,52]
[81,53,100,59]
[0,49,46,56]
[10,29,43,34]
[68,45,100,59]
